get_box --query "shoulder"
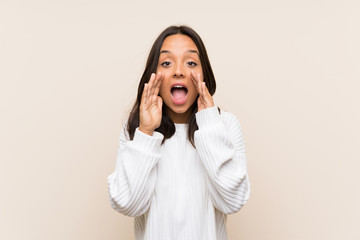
[119,119,130,143]
[219,108,246,152]
[219,108,243,130]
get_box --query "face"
[157,34,203,123]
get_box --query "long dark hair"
[126,25,220,148]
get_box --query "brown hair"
[126,25,220,148]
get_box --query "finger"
[149,73,157,97]
[202,82,206,98]
[190,71,197,84]
[200,76,210,100]
[201,81,214,106]
[203,81,212,99]
[147,73,156,103]
[205,83,212,99]
[197,72,202,85]
[148,73,156,95]
[200,82,205,100]
[190,70,197,86]
[202,82,209,103]
[153,72,163,96]
[142,83,148,105]
[151,72,161,96]
[157,96,163,109]
[191,71,201,94]
[197,72,204,95]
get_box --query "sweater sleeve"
[194,106,251,214]
[107,121,164,217]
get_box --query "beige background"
[1,0,359,239]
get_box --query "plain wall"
[1,0,359,239]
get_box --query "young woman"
[107,25,250,240]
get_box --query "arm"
[194,106,250,214]
[107,121,164,217]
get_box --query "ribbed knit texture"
[107,106,250,240]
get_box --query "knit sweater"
[107,105,250,240]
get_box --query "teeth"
[171,85,188,95]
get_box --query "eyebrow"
[159,50,199,56]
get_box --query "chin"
[167,104,189,113]
[164,99,195,113]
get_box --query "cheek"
[187,83,199,101]
[188,82,197,95]
[159,85,166,97]
[158,75,171,97]
[158,83,165,97]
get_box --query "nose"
[174,72,184,77]
[173,64,185,78]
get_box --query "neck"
[166,107,192,124]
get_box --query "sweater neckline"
[174,123,188,129]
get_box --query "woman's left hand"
[191,70,214,112]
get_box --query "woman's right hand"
[139,72,164,136]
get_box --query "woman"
[107,25,250,240]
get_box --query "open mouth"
[170,85,188,105]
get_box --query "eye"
[160,61,171,67]
[187,61,197,67]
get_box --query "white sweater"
[107,105,250,240]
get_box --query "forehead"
[160,34,199,54]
